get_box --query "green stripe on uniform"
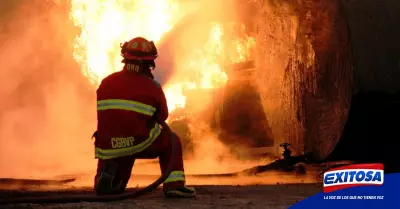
[97,99,156,116]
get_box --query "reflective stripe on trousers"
[164,171,185,183]
[97,99,156,116]
[95,122,161,159]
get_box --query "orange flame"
[70,0,182,84]
[69,0,255,114]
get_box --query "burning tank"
[254,0,354,161]
[168,61,275,158]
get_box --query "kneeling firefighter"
[94,37,196,198]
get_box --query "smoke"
[160,0,264,173]
[0,0,96,178]
[0,0,305,182]
[0,0,249,180]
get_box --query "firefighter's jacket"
[95,69,168,160]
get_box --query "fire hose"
[0,126,353,206]
[0,121,177,205]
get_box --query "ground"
[0,183,321,209]
[0,159,342,208]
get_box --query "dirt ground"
[0,156,342,209]
[0,183,321,209]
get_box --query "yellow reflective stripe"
[164,171,185,183]
[95,123,161,159]
[97,99,156,116]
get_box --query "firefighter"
[94,37,196,198]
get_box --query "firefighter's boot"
[95,161,124,195]
[164,186,196,198]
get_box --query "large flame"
[70,0,182,84]
[163,23,227,112]
[69,0,255,114]
[164,22,256,113]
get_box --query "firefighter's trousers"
[94,129,185,192]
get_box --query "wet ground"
[0,183,321,209]
[0,160,349,209]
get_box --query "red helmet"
[120,37,158,61]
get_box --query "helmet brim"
[122,54,158,61]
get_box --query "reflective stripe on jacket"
[97,99,156,116]
[95,122,161,159]
[96,99,160,159]
[95,70,168,160]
